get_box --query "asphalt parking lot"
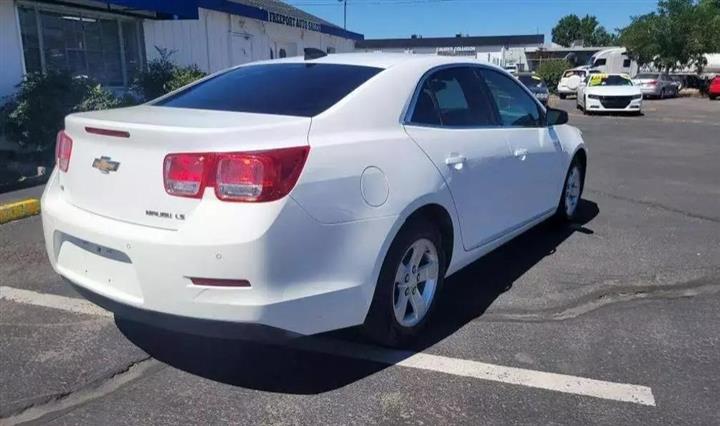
[1,96,719,425]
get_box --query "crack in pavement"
[479,277,720,323]
[0,358,163,426]
[586,189,720,223]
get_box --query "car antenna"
[304,48,327,61]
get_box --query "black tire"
[559,94,567,100]
[582,97,590,115]
[363,217,446,348]
[710,95,717,101]
[555,156,586,223]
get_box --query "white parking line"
[1,286,656,407]
[0,286,112,318]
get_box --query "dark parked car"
[516,73,549,105]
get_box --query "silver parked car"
[632,73,679,99]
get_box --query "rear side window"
[410,67,497,127]
[479,69,543,128]
[155,63,383,117]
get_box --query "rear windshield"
[636,73,659,79]
[155,63,383,117]
[518,75,546,88]
[563,70,586,78]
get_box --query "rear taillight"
[163,153,209,198]
[56,130,73,172]
[163,146,309,202]
[215,147,309,202]
[648,80,657,85]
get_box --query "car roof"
[247,52,505,72]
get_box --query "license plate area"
[57,234,143,303]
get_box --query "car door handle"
[445,154,466,170]
[513,148,528,161]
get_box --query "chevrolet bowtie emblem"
[92,156,120,174]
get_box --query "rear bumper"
[41,171,396,335]
[639,86,661,96]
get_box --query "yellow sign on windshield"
[588,74,609,86]
[588,73,631,87]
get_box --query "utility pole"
[339,0,347,29]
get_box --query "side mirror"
[546,108,568,126]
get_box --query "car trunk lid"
[59,105,311,230]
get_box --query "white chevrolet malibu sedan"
[42,52,587,347]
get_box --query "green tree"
[552,14,617,47]
[619,0,720,71]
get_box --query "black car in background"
[516,73,549,106]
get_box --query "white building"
[355,34,545,72]
[0,0,363,101]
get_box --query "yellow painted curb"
[0,198,41,224]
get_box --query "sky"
[287,0,659,41]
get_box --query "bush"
[1,72,85,154]
[132,47,207,101]
[165,65,206,93]
[75,82,134,112]
[0,72,133,156]
[536,60,571,94]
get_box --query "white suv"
[558,67,600,99]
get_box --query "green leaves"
[552,15,617,48]
[0,73,134,154]
[619,0,720,72]
[536,60,571,94]
[132,47,207,101]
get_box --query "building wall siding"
[143,8,355,73]
[0,0,25,102]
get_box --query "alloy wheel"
[392,238,439,327]
[565,165,582,217]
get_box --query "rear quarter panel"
[291,63,454,225]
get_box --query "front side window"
[17,5,143,87]
[156,64,383,117]
[479,69,542,128]
[409,67,496,127]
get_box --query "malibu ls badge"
[92,156,120,174]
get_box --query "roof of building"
[201,0,364,40]
[75,0,363,40]
[356,34,544,49]
[230,0,338,28]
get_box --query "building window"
[17,4,144,88]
